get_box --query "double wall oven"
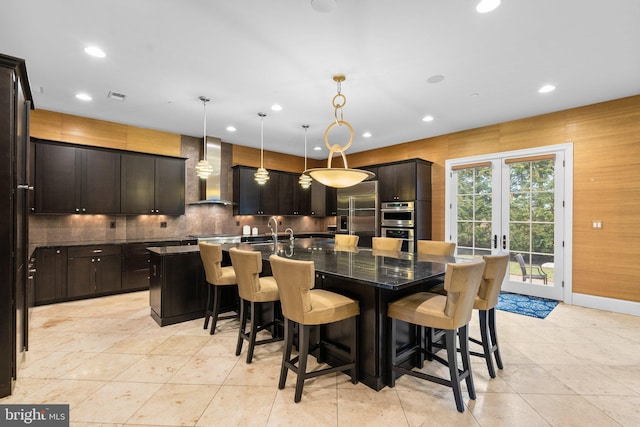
[381,201,415,253]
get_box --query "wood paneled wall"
[348,95,640,303]
[30,110,181,156]
[231,144,323,173]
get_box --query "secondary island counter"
[148,238,454,390]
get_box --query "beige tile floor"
[3,290,640,426]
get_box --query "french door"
[446,144,572,301]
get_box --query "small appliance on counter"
[242,225,251,235]
[252,227,259,236]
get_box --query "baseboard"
[572,293,640,316]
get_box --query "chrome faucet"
[268,216,278,244]
[285,227,294,243]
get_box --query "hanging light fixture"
[254,112,270,185]
[195,96,214,179]
[305,75,375,188]
[299,125,313,189]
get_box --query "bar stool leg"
[446,329,464,413]
[459,325,476,400]
[388,317,397,388]
[488,308,503,369]
[210,285,223,335]
[478,309,496,378]
[204,285,213,330]
[246,301,259,364]
[294,324,310,403]
[235,299,248,356]
[350,316,358,384]
[279,318,294,390]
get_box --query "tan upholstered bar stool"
[229,247,283,363]
[372,237,403,251]
[416,240,456,256]
[199,242,238,335]
[469,254,509,378]
[334,234,359,247]
[388,260,485,413]
[269,254,360,403]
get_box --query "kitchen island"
[149,238,453,390]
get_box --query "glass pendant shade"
[197,96,212,179]
[254,112,269,185]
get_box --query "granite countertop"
[150,238,453,291]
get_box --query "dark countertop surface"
[148,238,456,291]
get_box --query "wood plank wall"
[347,95,640,303]
[30,110,181,156]
[30,95,640,303]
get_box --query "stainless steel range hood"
[190,137,235,206]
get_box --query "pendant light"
[305,75,375,188]
[195,96,214,179]
[254,112,270,185]
[299,125,312,189]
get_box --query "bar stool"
[372,237,402,251]
[269,254,360,403]
[334,234,359,247]
[469,254,509,378]
[388,260,485,413]
[416,240,456,256]
[199,242,237,335]
[229,247,283,364]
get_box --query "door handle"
[493,235,498,249]
[502,235,507,250]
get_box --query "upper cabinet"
[34,141,120,214]
[121,153,185,215]
[376,159,432,202]
[233,166,280,215]
[33,139,185,215]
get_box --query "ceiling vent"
[107,91,126,101]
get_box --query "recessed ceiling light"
[422,115,434,122]
[84,46,106,58]
[362,132,372,138]
[313,146,322,151]
[311,0,336,13]
[426,75,445,84]
[538,84,556,93]
[476,0,501,13]
[271,104,282,111]
[75,93,92,101]
[226,126,236,132]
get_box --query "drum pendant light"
[195,96,214,179]
[254,112,270,185]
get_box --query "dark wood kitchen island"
[148,238,453,390]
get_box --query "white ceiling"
[2,0,639,160]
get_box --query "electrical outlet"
[236,220,240,226]
[160,221,167,228]
[109,221,116,229]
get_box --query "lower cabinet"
[34,247,68,305]
[34,240,197,305]
[67,245,122,297]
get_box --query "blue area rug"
[496,292,559,319]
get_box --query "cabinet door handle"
[75,208,80,213]
[97,258,101,262]
[152,264,157,277]
[91,258,95,263]
[92,249,103,253]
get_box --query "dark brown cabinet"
[67,245,122,298]
[149,248,207,326]
[33,141,121,214]
[233,166,279,215]
[34,247,68,304]
[1,54,32,398]
[121,153,185,215]
[376,159,432,202]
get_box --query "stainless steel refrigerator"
[336,181,378,248]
